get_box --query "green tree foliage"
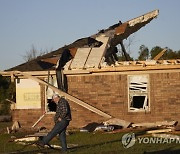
[150,46,180,60]
[162,48,180,59]
[0,75,15,115]
[138,45,149,60]
[149,46,163,59]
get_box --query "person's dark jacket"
[54,97,72,123]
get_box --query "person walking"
[37,94,71,152]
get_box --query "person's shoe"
[35,141,45,148]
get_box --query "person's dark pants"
[42,119,70,151]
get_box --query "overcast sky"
[0,0,180,70]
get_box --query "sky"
[0,0,180,70]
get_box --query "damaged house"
[1,10,180,129]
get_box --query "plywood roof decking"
[68,36,110,70]
[70,48,92,69]
[84,36,110,68]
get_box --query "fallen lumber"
[146,128,172,134]
[103,118,131,128]
[153,49,167,60]
[12,71,112,119]
[26,132,48,137]
[32,112,46,128]
[14,136,38,142]
[132,120,177,128]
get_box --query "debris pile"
[80,119,178,134]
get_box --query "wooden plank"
[32,113,46,128]
[132,121,177,128]
[70,48,91,69]
[85,36,109,68]
[13,71,112,119]
[63,67,180,76]
[14,137,38,142]
[27,133,48,137]
[63,69,90,75]
[90,65,180,73]
[0,71,56,76]
[147,128,172,134]
[153,49,167,60]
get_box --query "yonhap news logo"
[122,132,180,148]
[122,133,136,148]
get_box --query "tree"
[117,51,133,61]
[150,46,163,59]
[23,45,51,62]
[162,48,180,59]
[0,75,15,115]
[138,45,149,60]
[116,41,134,61]
[176,50,180,58]
[150,46,180,60]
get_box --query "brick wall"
[12,71,180,129]
[67,72,180,127]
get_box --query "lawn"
[1,122,180,153]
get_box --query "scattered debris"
[103,118,131,128]
[132,121,177,128]
[7,121,21,134]
[80,119,131,132]
[12,121,21,132]
[146,128,172,134]
[80,120,178,133]
[80,122,102,132]
[94,125,114,132]
[26,132,48,137]
[14,136,38,142]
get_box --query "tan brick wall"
[12,71,180,129]
[67,72,180,127]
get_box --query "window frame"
[128,74,150,112]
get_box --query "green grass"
[1,123,180,153]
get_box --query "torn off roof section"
[7,10,159,72]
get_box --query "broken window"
[45,75,58,113]
[128,75,149,112]
[47,99,57,112]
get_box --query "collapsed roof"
[7,10,159,72]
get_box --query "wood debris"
[132,121,177,128]
[146,128,172,134]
